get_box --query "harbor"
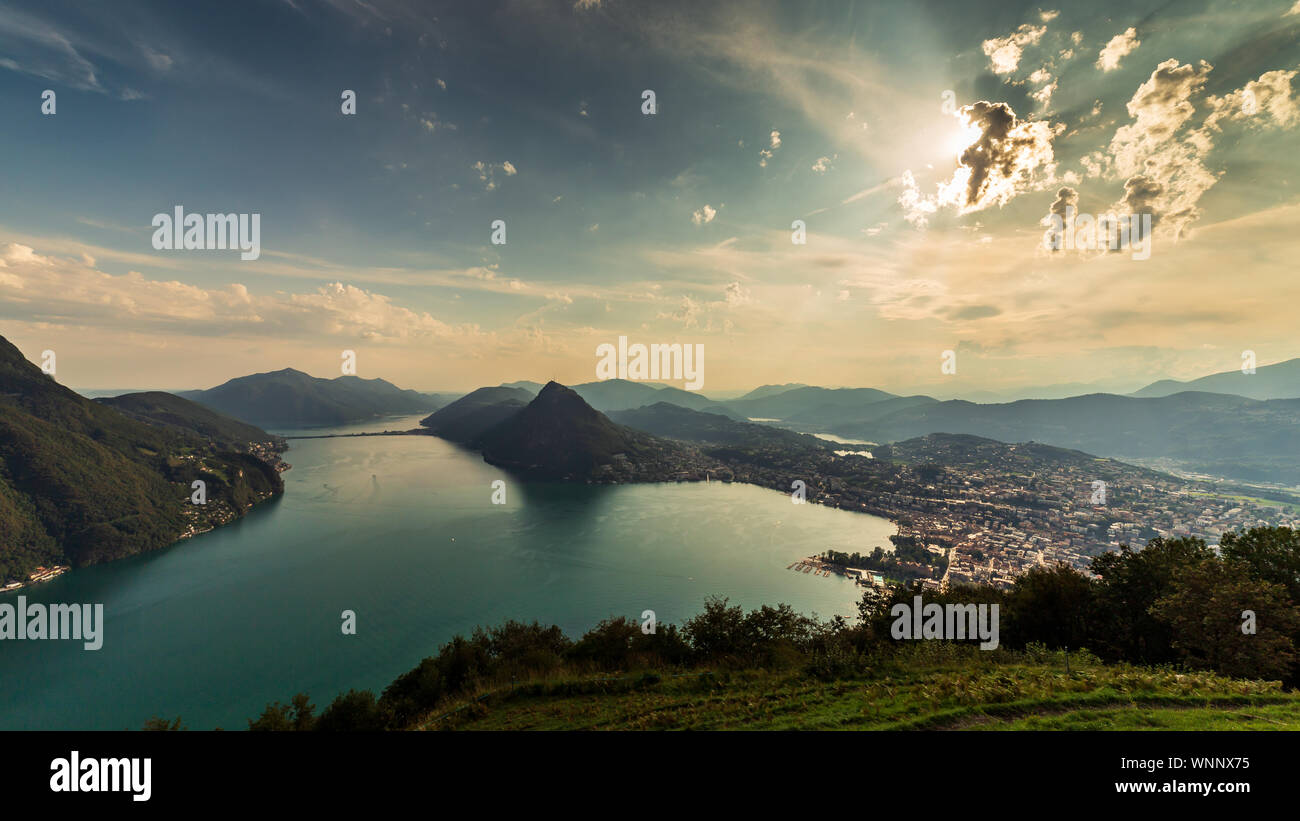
[787,557,885,589]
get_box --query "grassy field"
[418,650,1300,731]
[1186,490,1293,509]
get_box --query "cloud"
[1096,27,1139,72]
[141,46,173,72]
[419,112,455,132]
[899,101,1061,226]
[759,129,781,167]
[0,10,102,91]
[657,295,702,328]
[1040,186,1079,249]
[811,155,834,174]
[691,204,717,225]
[1104,59,1217,239]
[471,160,517,191]
[0,242,483,346]
[723,281,750,306]
[1203,69,1300,131]
[950,304,1002,320]
[981,23,1046,75]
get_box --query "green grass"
[1187,491,1290,509]
[419,654,1300,731]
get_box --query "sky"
[1,0,1298,397]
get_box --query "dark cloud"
[950,305,1002,320]
[1120,174,1164,224]
[1048,186,1078,219]
[958,101,1059,210]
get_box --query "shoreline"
[1,565,70,594]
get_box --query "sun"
[942,115,984,162]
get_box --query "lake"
[0,415,895,730]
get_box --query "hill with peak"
[735,383,811,400]
[569,378,747,420]
[470,382,698,480]
[0,336,283,582]
[180,368,440,428]
[418,386,534,444]
[1132,358,1300,400]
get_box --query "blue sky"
[1,0,1299,395]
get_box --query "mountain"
[835,392,1300,484]
[723,386,906,423]
[96,391,282,449]
[498,380,544,395]
[736,383,810,401]
[1132,358,1300,400]
[609,402,831,450]
[476,382,694,480]
[180,368,438,428]
[875,432,1161,477]
[0,336,283,582]
[570,379,747,420]
[418,386,533,444]
[777,394,939,432]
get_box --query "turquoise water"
[0,417,894,730]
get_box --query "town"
[676,432,1300,591]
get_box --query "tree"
[683,596,747,661]
[141,715,185,731]
[248,693,315,731]
[1090,537,1214,664]
[567,616,641,670]
[1005,563,1098,650]
[1219,527,1300,604]
[316,689,384,732]
[1151,559,1300,680]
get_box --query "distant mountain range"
[178,368,447,428]
[826,392,1300,485]
[420,371,1300,485]
[0,336,284,583]
[496,378,746,420]
[53,351,1300,494]
[736,383,811,400]
[694,365,1300,484]
[608,402,830,451]
[1131,358,1300,400]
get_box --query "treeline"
[185,526,1300,731]
[236,602,848,731]
[859,526,1300,683]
